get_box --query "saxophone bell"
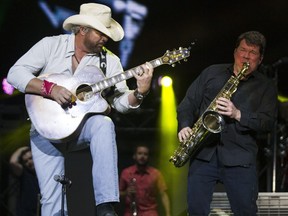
[202,110,225,133]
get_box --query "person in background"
[119,144,171,216]
[7,3,153,216]
[10,146,40,216]
[177,31,278,215]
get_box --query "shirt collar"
[65,33,75,58]
[65,33,100,58]
[228,64,259,80]
[133,164,150,175]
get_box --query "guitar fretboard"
[89,47,190,93]
[91,57,163,93]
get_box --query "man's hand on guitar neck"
[129,62,153,106]
[134,62,153,94]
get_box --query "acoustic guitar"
[25,47,191,142]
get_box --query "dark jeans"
[187,151,258,216]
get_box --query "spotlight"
[159,76,173,87]
[278,94,288,102]
[2,77,14,95]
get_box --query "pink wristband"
[41,80,56,96]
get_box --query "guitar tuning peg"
[171,63,176,67]
[184,58,188,62]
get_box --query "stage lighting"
[278,94,288,102]
[159,76,173,87]
[2,77,14,95]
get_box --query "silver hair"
[71,25,81,34]
[70,25,90,34]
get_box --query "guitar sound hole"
[76,84,93,102]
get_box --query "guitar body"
[25,65,109,142]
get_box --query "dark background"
[1,0,288,215]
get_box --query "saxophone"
[169,62,250,167]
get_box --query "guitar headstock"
[161,44,193,67]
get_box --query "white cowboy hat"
[63,3,124,42]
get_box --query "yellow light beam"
[157,80,188,215]
[278,94,288,103]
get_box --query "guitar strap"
[99,49,107,75]
[99,48,118,99]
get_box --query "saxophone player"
[177,31,278,216]
[119,144,171,216]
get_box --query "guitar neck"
[90,46,191,92]
[91,57,163,93]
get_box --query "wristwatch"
[133,88,148,101]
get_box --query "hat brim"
[63,15,124,42]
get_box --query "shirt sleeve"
[237,78,278,133]
[7,38,49,92]
[104,54,135,113]
[119,169,128,191]
[157,170,167,193]
[177,69,206,131]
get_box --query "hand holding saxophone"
[216,97,241,121]
[178,97,241,143]
[178,127,193,142]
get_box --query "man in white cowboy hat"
[7,3,154,216]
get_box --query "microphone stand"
[261,59,287,192]
[271,67,278,192]
[54,175,72,216]
[130,178,137,216]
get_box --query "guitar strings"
[72,58,157,96]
